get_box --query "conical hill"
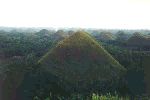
[39,31,126,85]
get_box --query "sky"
[0,0,150,29]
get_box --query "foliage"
[0,30,56,57]
[33,93,130,100]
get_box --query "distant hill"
[39,31,126,91]
[94,31,115,42]
[115,31,131,42]
[50,30,68,41]
[127,33,150,47]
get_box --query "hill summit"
[39,31,125,88]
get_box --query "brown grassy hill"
[39,31,125,87]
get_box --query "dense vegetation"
[0,28,150,100]
[33,93,130,100]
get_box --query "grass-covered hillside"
[39,31,126,92]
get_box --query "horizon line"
[0,26,150,31]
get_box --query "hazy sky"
[0,0,150,29]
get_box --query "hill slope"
[39,31,125,86]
